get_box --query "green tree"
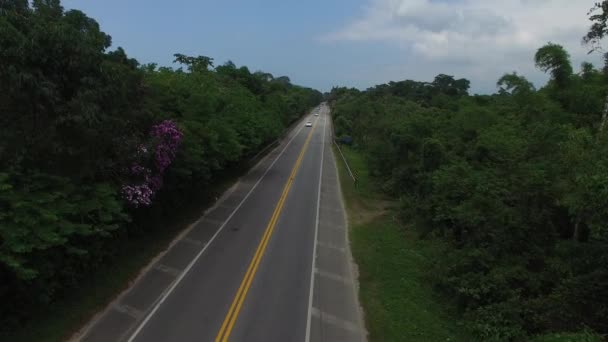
[583,1,608,52]
[497,72,536,95]
[173,53,214,72]
[535,43,573,89]
[328,41,608,339]
[431,74,471,96]
[0,0,322,334]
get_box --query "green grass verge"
[334,144,471,342]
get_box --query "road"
[77,103,366,342]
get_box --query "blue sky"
[63,0,603,94]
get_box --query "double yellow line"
[215,120,318,341]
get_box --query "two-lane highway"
[78,104,365,342]
[130,107,326,342]
[214,111,323,341]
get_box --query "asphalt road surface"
[76,103,366,342]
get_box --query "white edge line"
[305,105,327,342]
[126,115,309,342]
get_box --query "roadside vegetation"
[0,1,322,339]
[335,145,471,341]
[330,3,608,340]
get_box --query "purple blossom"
[150,120,183,173]
[138,145,148,154]
[148,174,163,192]
[130,164,151,177]
[122,119,183,207]
[122,184,153,207]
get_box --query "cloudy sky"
[63,0,603,94]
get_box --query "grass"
[334,144,471,342]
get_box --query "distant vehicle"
[314,113,319,116]
[305,121,312,127]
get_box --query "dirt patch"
[349,197,397,226]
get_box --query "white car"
[305,121,312,127]
[314,113,319,116]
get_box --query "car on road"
[314,113,319,116]
[305,121,312,127]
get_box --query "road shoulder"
[307,122,367,342]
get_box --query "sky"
[62,0,604,94]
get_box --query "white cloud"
[322,0,603,93]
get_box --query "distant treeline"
[329,44,608,340]
[0,0,322,332]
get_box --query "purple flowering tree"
[122,120,183,207]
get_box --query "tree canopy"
[329,41,608,340]
[0,0,321,333]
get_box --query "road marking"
[114,304,144,319]
[311,307,362,334]
[315,268,352,285]
[125,120,308,342]
[305,112,327,342]
[153,264,181,277]
[215,118,319,342]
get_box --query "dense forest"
[0,0,321,333]
[330,5,608,341]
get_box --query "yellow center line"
[215,119,319,342]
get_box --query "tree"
[275,76,291,86]
[254,71,274,82]
[328,43,608,338]
[583,1,608,52]
[173,53,214,72]
[0,1,323,334]
[581,62,595,80]
[497,72,535,95]
[431,74,470,96]
[583,3,608,135]
[534,43,573,88]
